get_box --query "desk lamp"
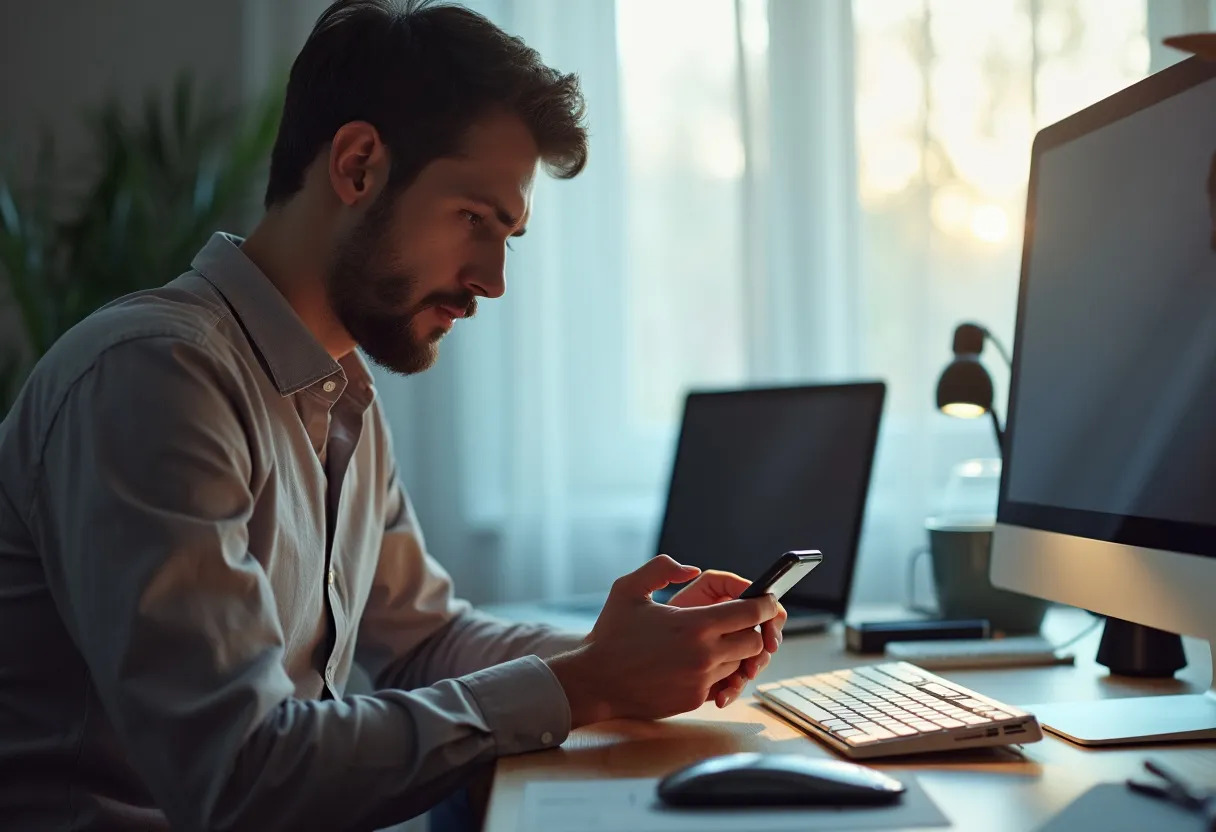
[935,322,1010,454]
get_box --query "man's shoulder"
[56,271,232,361]
[16,272,246,421]
[87,271,233,349]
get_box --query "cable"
[1049,614,1104,652]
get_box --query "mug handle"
[906,546,939,616]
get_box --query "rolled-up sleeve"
[29,333,567,832]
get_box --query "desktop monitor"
[991,57,1216,745]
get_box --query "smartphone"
[739,550,823,600]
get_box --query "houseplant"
[0,73,281,413]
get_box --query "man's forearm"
[207,657,569,831]
[370,607,586,691]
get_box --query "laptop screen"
[655,382,884,615]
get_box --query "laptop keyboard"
[757,661,1043,757]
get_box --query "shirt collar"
[191,232,343,397]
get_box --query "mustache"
[419,290,477,319]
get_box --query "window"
[617,0,749,428]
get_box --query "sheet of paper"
[517,775,951,832]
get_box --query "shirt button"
[322,380,337,393]
[327,569,336,587]
[540,731,553,745]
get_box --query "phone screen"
[740,550,822,600]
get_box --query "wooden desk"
[484,610,1216,832]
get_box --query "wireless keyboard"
[884,635,1074,670]
[756,661,1044,758]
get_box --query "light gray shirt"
[0,233,581,831]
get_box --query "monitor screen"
[655,383,884,613]
[1002,59,1216,557]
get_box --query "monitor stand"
[1025,618,1216,747]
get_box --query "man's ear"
[328,121,390,207]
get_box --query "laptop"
[650,382,885,632]
[544,382,884,632]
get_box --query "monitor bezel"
[998,55,1216,559]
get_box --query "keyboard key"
[922,683,966,698]
[862,726,896,740]
[932,718,966,728]
[960,715,991,725]
[844,733,881,745]
[889,724,918,736]
[910,721,942,732]
[878,664,927,684]
[766,688,834,722]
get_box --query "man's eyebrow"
[467,193,527,236]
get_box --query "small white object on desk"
[883,635,1074,670]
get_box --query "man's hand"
[547,556,782,728]
[669,569,787,708]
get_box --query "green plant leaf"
[0,70,283,363]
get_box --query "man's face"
[327,112,538,374]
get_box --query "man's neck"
[241,208,356,361]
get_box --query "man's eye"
[461,209,484,226]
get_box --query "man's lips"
[429,305,466,330]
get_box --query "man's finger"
[697,570,751,597]
[711,668,748,707]
[761,619,780,653]
[713,627,766,663]
[742,652,765,679]
[683,595,778,634]
[612,555,700,599]
[719,671,749,707]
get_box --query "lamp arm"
[990,406,1006,455]
[981,327,1013,369]
[980,325,1009,457]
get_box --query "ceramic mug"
[908,516,1049,634]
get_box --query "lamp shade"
[936,355,994,417]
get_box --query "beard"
[327,191,476,375]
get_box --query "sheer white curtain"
[369,0,1207,606]
[374,0,862,605]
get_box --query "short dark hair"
[263,0,588,208]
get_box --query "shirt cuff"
[460,655,572,755]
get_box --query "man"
[0,1,786,830]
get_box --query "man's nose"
[462,245,507,299]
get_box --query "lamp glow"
[941,402,987,419]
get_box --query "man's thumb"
[612,555,700,599]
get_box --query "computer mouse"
[656,752,906,807]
